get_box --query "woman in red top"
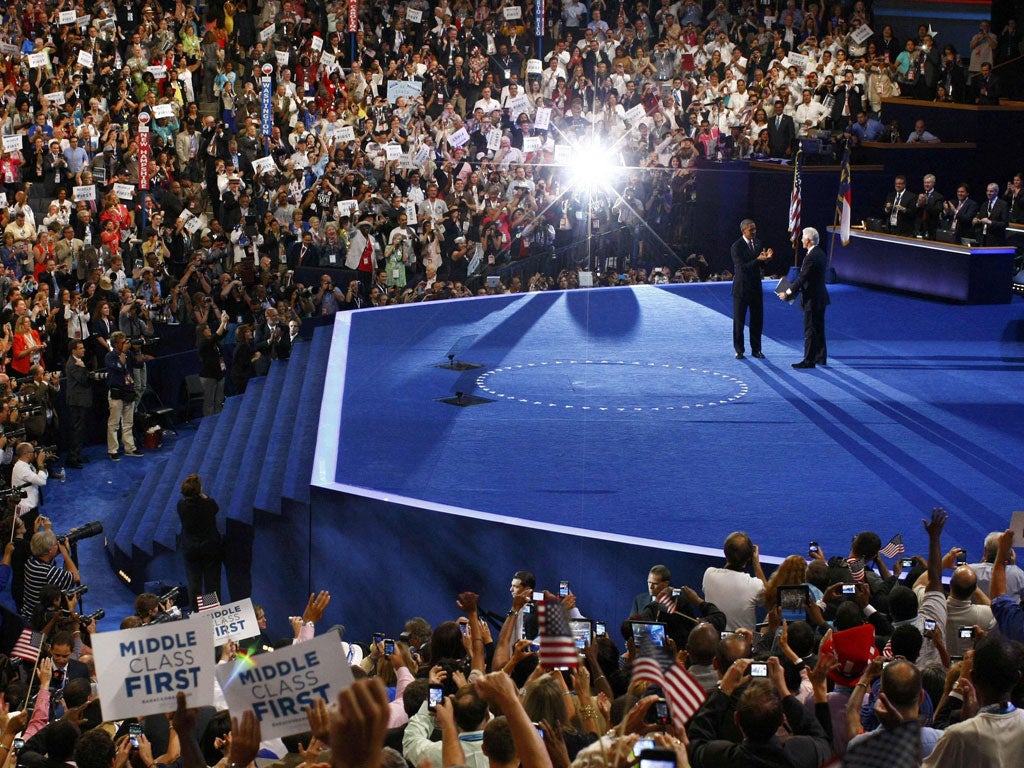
[100,219,121,256]
[10,314,45,375]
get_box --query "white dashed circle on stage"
[475,360,750,412]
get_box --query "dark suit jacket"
[946,197,979,240]
[978,197,1010,243]
[884,189,917,235]
[790,245,829,312]
[767,113,796,157]
[830,83,864,122]
[731,236,765,298]
[915,189,944,235]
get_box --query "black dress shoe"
[792,361,815,369]
[735,352,745,359]
[752,351,766,359]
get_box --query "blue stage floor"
[313,282,1024,565]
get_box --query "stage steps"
[254,341,310,515]
[106,322,335,592]
[282,327,334,504]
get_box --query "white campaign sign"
[336,125,355,143]
[448,127,470,148]
[787,51,807,69]
[92,613,215,720]
[384,143,402,160]
[152,103,175,119]
[73,185,96,201]
[28,52,50,68]
[526,59,542,74]
[850,25,873,45]
[113,183,135,199]
[337,199,359,219]
[147,65,168,79]
[311,36,323,51]
[405,201,418,226]
[184,217,202,234]
[205,599,260,645]
[59,10,77,24]
[523,136,541,153]
[251,156,277,175]
[486,128,502,152]
[43,91,65,105]
[77,50,93,68]
[506,94,530,118]
[625,104,646,123]
[216,633,353,740]
[413,145,431,166]
[406,8,422,23]
[534,107,551,130]
[275,51,289,65]
[504,6,522,19]
[2,135,22,153]
[260,24,276,41]
[320,51,336,68]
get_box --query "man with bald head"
[847,659,943,758]
[945,564,996,657]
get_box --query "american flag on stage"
[537,598,578,669]
[11,628,43,663]
[631,638,706,726]
[196,592,221,611]
[788,150,803,249]
[847,557,866,582]
[880,534,905,559]
[836,147,852,245]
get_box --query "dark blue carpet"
[324,283,1024,563]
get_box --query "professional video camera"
[128,336,160,347]
[0,486,28,502]
[58,521,103,546]
[80,608,105,628]
[1,426,26,441]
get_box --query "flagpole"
[789,149,803,270]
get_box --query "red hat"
[820,623,878,686]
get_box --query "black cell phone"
[842,583,857,595]
[750,662,769,678]
[644,698,671,725]
[384,638,396,655]
[373,632,384,645]
[533,722,545,740]
[900,558,915,570]
[639,749,677,768]
[129,722,142,748]
[672,587,681,597]
[595,621,606,637]
[924,619,937,632]
[955,550,967,566]
[808,540,819,554]
[959,626,974,639]
[428,683,444,712]
[12,738,24,753]
[559,580,569,597]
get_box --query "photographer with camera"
[105,332,143,461]
[197,312,231,416]
[11,442,49,531]
[177,473,223,611]
[18,366,61,444]
[314,275,346,316]
[21,528,81,622]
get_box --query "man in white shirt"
[794,89,828,136]
[12,442,49,524]
[702,531,767,631]
[472,86,501,115]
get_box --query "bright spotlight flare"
[568,139,620,190]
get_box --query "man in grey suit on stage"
[778,227,830,368]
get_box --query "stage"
[289,281,1024,636]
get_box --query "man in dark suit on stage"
[730,219,774,359]
[914,173,944,239]
[767,100,797,158]
[942,183,979,242]
[974,182,1010,245]
[884,175,917,236]
[777,227,830,368]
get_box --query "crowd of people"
[2,499,1024,768]
[0,0,1023,765]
